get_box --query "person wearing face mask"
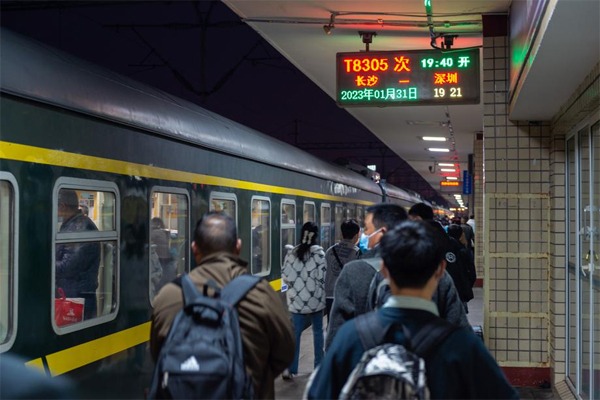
[325,203,407,349]
[325,203,470,350]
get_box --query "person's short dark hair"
[365,203,408,230]
[58,189,79,210]
[151,217,165,230]
[408,202,434,220]
[194,212,237,255]
[447,224,464,241]
[340,219,360,239]
[380,220,447,288]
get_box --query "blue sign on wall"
[463,171,472,195]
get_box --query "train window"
[303,201,316,224]
[334,204,344,242]
[150,189,190,302]
[347,206,356,220]
[251,197,271,276]
[0,174,18,352]
[321,203,332,250]
[209,192,238,226]
[281,200,296,265]
[53,179,119,332]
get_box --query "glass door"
[567,119,600,399]
[592,121,599,399]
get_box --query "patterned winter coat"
[282,244,327,314]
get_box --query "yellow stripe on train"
[0,141,373,205]
[36,278,280,376]
[45,322,150,377]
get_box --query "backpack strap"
[220,274,263,307]
[355,312,393,349]
[331,245,345,269]
[410,318,460,358]
[181,274,200,307]
[355,312,459,357]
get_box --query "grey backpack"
[149,274,261,399]
[340,312,458,400]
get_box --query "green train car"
[0,29,424,398]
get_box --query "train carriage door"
[566,116,600,399]
[320,203,331,250]
[0,173,18,352]
[251,197,271,276]
[150,188,190,303]
[281,200,296,265]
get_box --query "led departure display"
[336,48,480,106]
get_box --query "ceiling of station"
[222,0,599,207]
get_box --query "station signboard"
[439,180,462,193]
[336,48,480,107]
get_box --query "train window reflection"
[251,197,271,275]
[321,203,332,250]
[53,181,119,331]
[209,192,237,226]
[281,200,296,265]
[0,176,17,351]
[304,201,316,224]
[150,190,189,302]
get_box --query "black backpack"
[149,274,262,399]
[340,312,458,400]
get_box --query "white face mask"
[364,227,384,250]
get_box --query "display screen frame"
[336,47,480,107]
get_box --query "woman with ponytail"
[281,221,326,380]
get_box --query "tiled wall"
[482,35,552,375]
[483,31,599,386]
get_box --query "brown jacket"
[150,252,294,399]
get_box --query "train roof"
[0,28,381,195]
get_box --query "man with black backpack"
[150,212,294,399]
[306,220,518,399]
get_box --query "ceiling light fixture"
[422,136,446,141]
[440,168,456,172]
[438,163,455,167]
[427,148,450,152]
[446,176,458,180]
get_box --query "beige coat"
[150,252,294,399]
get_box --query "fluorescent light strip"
[438,163,455,167]
[422,136,446,141]
[446,176,458,180]
[440,168,456,172]
[427,148,450,152]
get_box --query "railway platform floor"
[274,287,560,399]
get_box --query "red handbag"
[54,288,85,327]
